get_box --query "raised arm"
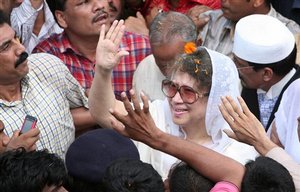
[110,91,244,189]
[219,96,277,155]
[88,20,129,128]
[219,96,300,191]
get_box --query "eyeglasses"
[161,79,209,104]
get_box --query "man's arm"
[89,20,129,128]
[109,90,244,189]
[70,107,99,136]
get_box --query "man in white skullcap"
[233,14,300,131]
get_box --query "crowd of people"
[0,0,300,191]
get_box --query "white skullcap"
[233,14,295,64]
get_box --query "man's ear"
[55,10,68,28]
[253,0,264,8]
[262,67,273,82]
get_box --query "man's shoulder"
[33,32,66,53]
[122,31,150,45]
[269,6,300,34]
[28,53,68,74]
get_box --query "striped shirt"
[33,31,152,100]
[0,53,88,158]
[10,0,63,53]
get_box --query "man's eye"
[0,43,10,53]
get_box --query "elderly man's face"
[0,0,23,16]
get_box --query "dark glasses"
[161,79,209,104]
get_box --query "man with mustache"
[0,10,95,158]
[232,15,300,131]
[33,0,151,100]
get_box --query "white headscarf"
[205,48,241,152]
[275,79,300,163]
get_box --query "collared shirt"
[257,68,296,99]
[0,53,88,158]
[33,31,151,100]
[10,0,63,53]
[201,7,300,58]
[257,69,296,128]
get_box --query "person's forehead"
[0,24,15,44]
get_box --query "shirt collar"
[257,68,296,98]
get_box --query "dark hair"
[0,148,67,192]
[249,45,296,76]
[169,162,214,192]
[0,10,9,26]
[102,158,164,192]
[46,0,67,25]
[64,176,105,192]
[242,156,295,192]
[171,47,213,91]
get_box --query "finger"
[121,92,134,115]
[115,50,129,62]
[223,129,238,141]
[237,96,252,116]
[106,20,118,39]
[140,91,149,113]
[109,115,128,137]
[111,20,124,43]
[130,90,142,113]
[219,104,235,128]
[136,11,146,22]
[99,24,106,41]
[25,128,40,137]
[114,22,125,47]
[225,96,244,117]
[29,144,37,151]
[11,130,20,139]
[221,96,240,120]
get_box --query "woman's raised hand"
[96,20,129,71]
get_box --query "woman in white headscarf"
[89,20,258,180]
[270,79,300,163]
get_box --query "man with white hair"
[232,14,300,130]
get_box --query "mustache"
[92,9,108,23]
[15,52,28,67]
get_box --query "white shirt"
[10,0,63,53]
[132,54,166,101]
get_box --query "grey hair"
[149,11,197,46]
